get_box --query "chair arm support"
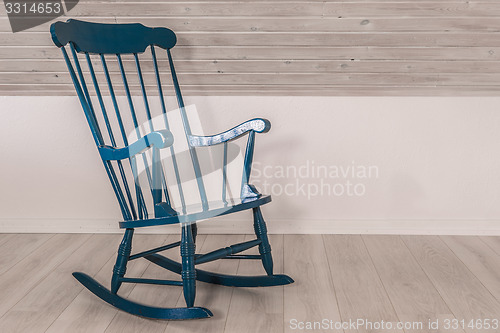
[188,118,271,147]
[98,129,174,161]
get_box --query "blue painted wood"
[120,277,183,286]
[99,53,146,220]
[52,19,293,320]
[134,52,172,207]
[51,19,176,54]
[222,142,228,205]
[69,44,101,142]
[86,55,138,219]
[241,131,262,200]
[152,147,162,205]
[98,130,174,161]
[99,51,148,218]
[61,46,102,146]
[85,54,114,144]
[104,160,133,221]
[62,45,133,221]
[223,254,262,260]
[146,254,294,287]
[73,273,212,320]
[191,222,198,244]
[121,195,272,228]
[188,118,270,201]
[129,241,181,261]
[167,48,209,211]
[189,118,271,147]
[181,224,196,307]
[116,53,156,201]
[253,207,274,276]
[100,55,128,145]
[154,202,179,218]
[151,46,187,214]
[134,54,154,130]
[195,238,261,265]
[111,228,134,294]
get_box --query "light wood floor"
[0,234,499,333]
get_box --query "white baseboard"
[0,218,499,235]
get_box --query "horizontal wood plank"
[2,84,500,96]
[3,1,500,95]
[5,71,500,86]
[4,46,500,61]
[60,2,500,18]
[11,16,500,34]
[4,59,500,74]
[112,17,500,33]
[5,32,500,47]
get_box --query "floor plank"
[323,235,403,333]
[165,234,245,333]
[284,234,343,333]
[46,233,168,333]
[0,234,15,247]
[0,233,91,319]
[0,233,53,276]
[0,234,120,333]
[224,234,285,333]
[441,236,500,302]
[402,236,500,333]
[0,233,497,332]
[479,236,500,256]
[363,235,462,333]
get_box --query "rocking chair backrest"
[50,19,209,221]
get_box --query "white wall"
[1,96,500,235]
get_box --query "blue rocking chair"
[50,19,293,320]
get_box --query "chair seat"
[119,195,272,229]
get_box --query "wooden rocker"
[50,19,293,320]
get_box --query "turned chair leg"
[253,207,273,276]
[111,228,134,294]
[181,224,196,307]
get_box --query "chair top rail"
[51,19,177,54]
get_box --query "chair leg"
[253,207,273,276]
[181,224,196,307]
[111,228,134,294]
[191,222,198,244]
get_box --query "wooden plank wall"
[1,1,500,96]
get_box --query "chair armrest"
[188,118,271,147]
[98,129,174,161]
